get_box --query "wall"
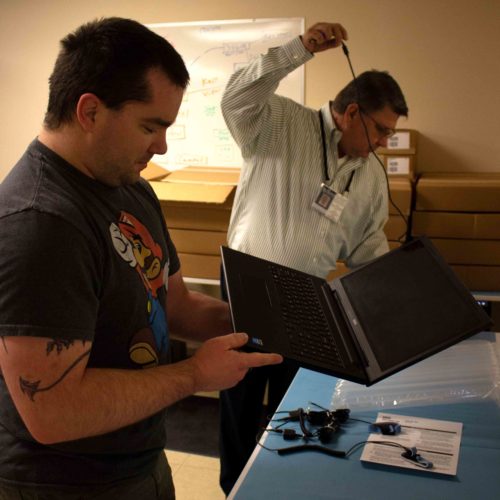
[1,0,499,182]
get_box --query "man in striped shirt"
[219,22,408,494]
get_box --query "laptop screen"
[339,239,488,372]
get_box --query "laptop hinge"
[321,284,369,368]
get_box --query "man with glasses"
[218,21,408,495]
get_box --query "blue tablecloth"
[230,368,500,500]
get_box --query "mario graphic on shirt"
[110,212,168,368]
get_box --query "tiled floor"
[165,449,226,500]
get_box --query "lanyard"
[318,111,329,182]
[318,110,356,192]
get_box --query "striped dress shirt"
[222,36,389,278]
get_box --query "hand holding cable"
[300,22,348,54]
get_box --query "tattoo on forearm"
[46,339,87,355]
[19,348,91,402]
[47,339,74,354]
[1,337,7,353]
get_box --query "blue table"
[229,368,500,500]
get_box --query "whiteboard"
[148,18,304,169]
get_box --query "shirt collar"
[319,102,367,175]
[320,102,343,153]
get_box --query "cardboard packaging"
[415,173,500,212]
[145,164,240,280]
[431,238,500,266]
[326,261,349,282]
[377,129,418,155]
[169,228,227,255]
[381,154,416,179]
[141,161,171,181]
[177,253,221,280]
[384,215,407,241]
[413,212,500,240]
[388,178,413,216]
[147,165,239,232]
[412,173,500,291]
[451,265,500,292]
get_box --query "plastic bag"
[331,332,500,411]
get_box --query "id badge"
[312,183,348,223]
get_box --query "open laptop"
[221,236,492,385]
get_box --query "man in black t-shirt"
[0,18,282,499]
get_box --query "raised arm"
[221,22,348,154]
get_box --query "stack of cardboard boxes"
[143,163,239,280]
[377,129,418,180]
[143,142,500,295]
[377,128,418,250]
[412,173,500,291]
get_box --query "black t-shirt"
[0,140,180,487]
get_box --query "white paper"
[387,131,410,149]
[386,157,410,175]
[360,412,462,475]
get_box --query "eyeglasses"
[360,109,396,138]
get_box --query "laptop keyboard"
[270,265,344,367]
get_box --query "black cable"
[258,430,433,468]
[298,408,314,438]
[256,405,433,468]
[341,42,409,243]
[344,439,406,457]
[346,417,373,426]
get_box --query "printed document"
[360,412,462,475]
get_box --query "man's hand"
[301,22,348,54]
[188,332,283,393]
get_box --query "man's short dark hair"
[44,17,190,129]
[332,70,408,117]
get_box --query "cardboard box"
[382,154,416,179]
[170,228,227,255]
[152,177,235,205]
[163,206,231,232]
[149,166,240,232]
[388,178,412,215]
[413,212,500,239]
[178,253,221,280]
[141,161,171,181]
[145,165,239,279]
[431,238,500,266]
[377,129,418,155]
[415,173,500,212]
[451,265,500,292]
[326,261,349,282]
[384,215,407,240]
[161,166,240,185]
